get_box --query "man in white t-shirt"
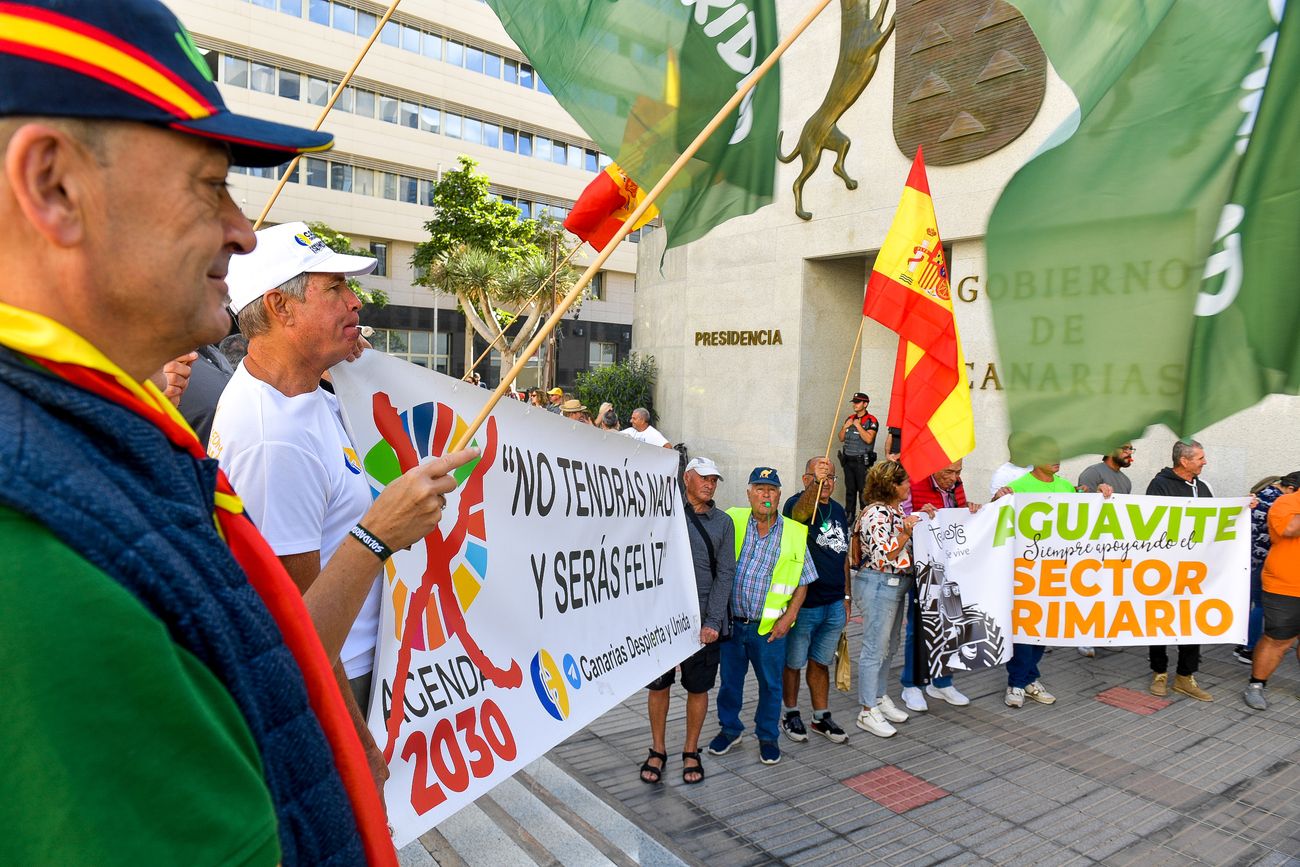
[622,406,672,448]
[210,221,471,787]
[989,431,1033,498]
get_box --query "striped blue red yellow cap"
[0,0,332,166]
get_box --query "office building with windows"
[175,0,639,387]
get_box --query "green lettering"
[1126,503,1166,540]
[1057,502,1089,541]
[1166,506,1183,541]
[993,504,1017,547]
[1018,501,1052,539]
[1089,502,1124,540]
[1215,506,1242,542]
[1184,506,1217,543]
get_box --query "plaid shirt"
[732,514,817,619]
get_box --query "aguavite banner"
[915,494,1249,671]
[331,352,699,844]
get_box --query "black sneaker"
[781,711,808,743]
[810,714,849,744]
[1233,646,1254,664]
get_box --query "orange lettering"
[1107,601,1141,637]
[1070,559,1102,596]
[1145,600,1176,636]
[1012,600,1042,637]
[1040,560,1066,597]
[1103,559,1130,595]
[1195,600,1231,636]
[1174,561,1207,595]
[1132,560,1172,595]
[1063,601,1106,638]
[1013,558,1036,595]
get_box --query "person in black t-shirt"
[838,392,878,526]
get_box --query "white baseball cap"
[685,457,723,480]
[226,221,378,315]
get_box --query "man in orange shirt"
[1243,491,1300,710]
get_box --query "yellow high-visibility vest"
[726,508,808,635]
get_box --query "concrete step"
[398,756,690,867]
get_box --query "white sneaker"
[900,686,929,712]
[1077,646,1096,658]
[1024,681,1057,704]
[875,694,910,723]
[925,684,970,706]
[1005,687,1025,708]
[855,707,897,738]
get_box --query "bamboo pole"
[814,317,866,509]
[450,0,837,451]
[252,0,403,229]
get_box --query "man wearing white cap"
[209,221,390,761]
[639,457,735,785]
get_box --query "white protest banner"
[1006,494,1250,647]
[913,505,1013,681]
[331,352,699,845]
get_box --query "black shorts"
[1262,590,1300,640]
[646,643,721,694]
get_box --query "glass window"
[503,58,518,84]
[598,152,612,171]
[502,128,516,152]
[380,20,399,47]
[535,136,551,160]
[409,330,431,354]
[400,176,418,204]
[446,41,464,67]
[552,141,566,164]
[334,85,354,113]
[401,24,420,53]
[386,329,408,354]
[588,272,605,300]
[380,172,397,200]
[519,63,534,88]
[419,178,435,206]
[422,32,441,60]
[304,157,327,188]
[332,3,355,33]
[278,162,299,183]
[277,68,300,100]
[516,200,531,219]
[484,53,501,78]
[369,241,388,276]
[202,49,219,81]
[249,62,275,93]
[585,150,599,173]
[353,88,375,117]
[252,0,276,9]
[329,163,352,192]
[308,0,329,26]
[537,77,552,95]
[251,165,278,179]
[567,145,583,170]
[378,95,398,124]
[419,105,440,133]
[444,112,461,139]
[463,117,481,145]
[306,76,330,106]
[465,46,484,73]
[354,167,374,196]
[399,100,418,129]
[356,10,376,37]
[589,340,616,368]
[279,0,303,14]
[222,55,249,88]
[483,122,499,149]
[516,131,532,157]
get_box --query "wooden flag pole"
[253,0,403,229]
[450,0,836,451]
[815,316,866,501]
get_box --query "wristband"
[349,523,393,561]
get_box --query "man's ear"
[262,289,296,326]
[4,123,92,247]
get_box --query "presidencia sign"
[915,494,1248,674]
[331,351,698,844]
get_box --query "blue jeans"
[1247,563,1264,649]
[853,569,909,706]
[1007,643,1045,689]
[785,601,847,669]
[717,620,787,743]
[899,585,952,689]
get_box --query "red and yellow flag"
[563,163,658,251]
[863,148,974,481]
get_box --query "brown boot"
[1173,674,1213,701]
[1150,672,1168,697]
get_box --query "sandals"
[639,749,667,784]
[681,751,704,785]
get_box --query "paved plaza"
[408,620,1300,866]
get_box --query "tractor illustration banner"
[331,352,698,845]
[913,495,1250,680]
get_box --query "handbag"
[834,630,852,692]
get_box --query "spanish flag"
[864,148,974,481]
[563,163,659,251]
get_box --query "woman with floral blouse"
[851,460,935,737]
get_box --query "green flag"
[484,0,779,249]
[985,0,1297,459]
